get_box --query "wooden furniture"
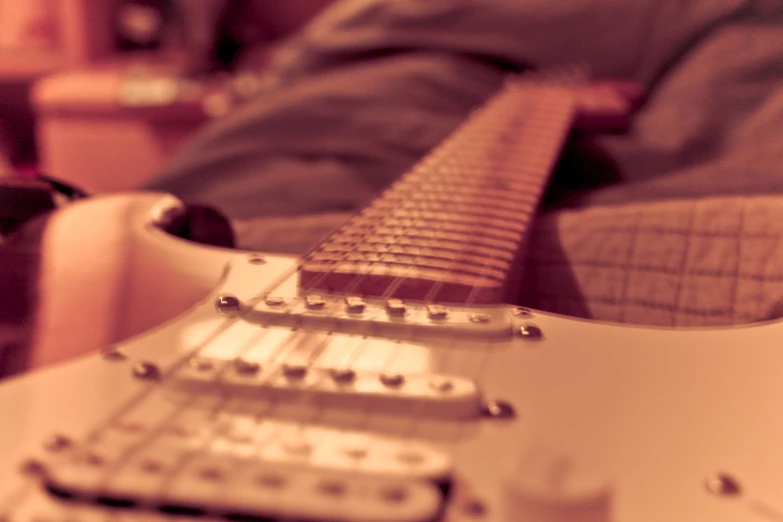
[0,0,116,167]
[33,66,207,192]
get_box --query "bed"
[142,0,783,327]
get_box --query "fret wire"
[300,79,575,302]
[18,76,589,519]
[393,78,579,444]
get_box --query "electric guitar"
[1,75,780,522]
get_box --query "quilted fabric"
[234,196,783,328]
[522,197,783,327]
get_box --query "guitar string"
[263,89,519,461]
[294,79,509,300]
[396,88,539,444]
[36,264,313,509]
[219,80,562,488]
[30,77,572,516]
[62,77,556,520]
[78,327,284,500]
[440,86,580,463]
[345,82,578,458]
[330,86,539,450]
[229,86,563,505]
[120,327,306,503]
[269,85,513,444]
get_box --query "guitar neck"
[300,79,578,304]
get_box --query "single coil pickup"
[322,234,516,263]
[45,459,442,522]
[78,419,453,482]
[304,251,507,282]
[333,225,520,253]
[314,242,511,273]
[174,362,482,420]
[250,287,512,337]
[299,261,509,304]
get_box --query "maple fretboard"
[300,79,578,304]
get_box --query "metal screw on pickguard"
[318,481,347,497]
[19,458,46,476]
[248,255,266,265]
[255,473,287,489]
[199,467,225,481]
[512,307,533,318]
[189,358,214,372]
[101,346,127,361]
[481,400,516,419]
[215,294,242,316]
[132,361,161,380]
[705,472,742,497]
[233,358,261,376]
[283,362,308,380]
[83,452,105,467]
[331,367,357,384]
[380,373,405,388]
[44,434,73,453]
[381,487,409,504]
[140,459,164,473]
[518,324,543,341]
[462,498,488,517]
[396,450,425,465]
[429,377,454,392]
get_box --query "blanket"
[146,0,783,326]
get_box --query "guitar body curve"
[20,192,256,370]
[2,244,783,521]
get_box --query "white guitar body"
[1,193,781,522]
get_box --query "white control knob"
[504,447,612,522]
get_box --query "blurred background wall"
[0,0,336,176]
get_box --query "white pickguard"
[1,194,782,522]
